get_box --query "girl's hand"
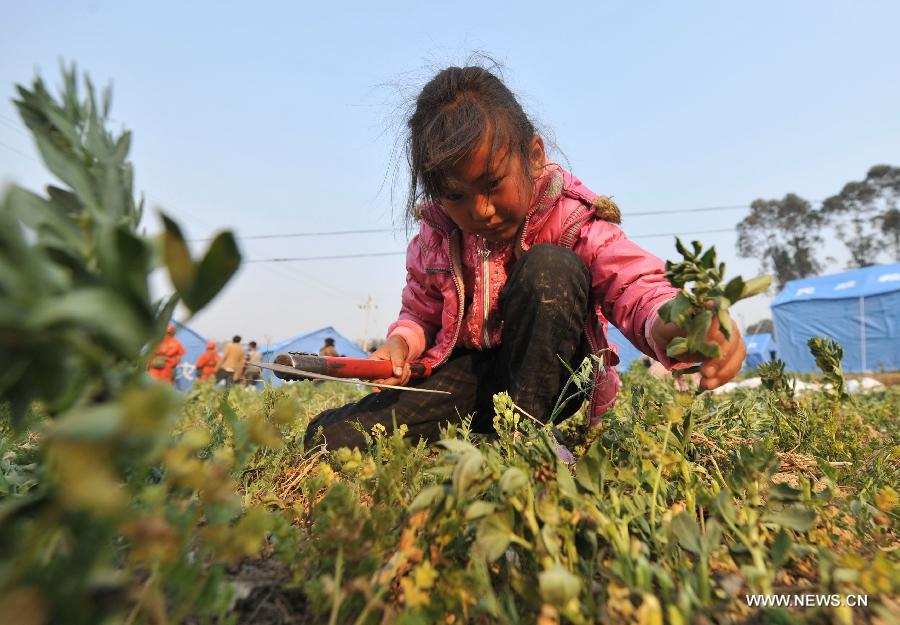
[651,302,747,390]
[369,335,412,386]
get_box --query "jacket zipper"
[516,211,533,256]
[517,169,562,255]
[433,229,466,368]
[481,237,492,349]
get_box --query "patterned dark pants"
[303,244,592,450]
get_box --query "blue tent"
[772,263,900,372]
[743,333,778,370]
[172,320,209,390]
[607,324,646,372]
[261,326,367,386]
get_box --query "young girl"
[304,66,745,450]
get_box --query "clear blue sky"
[3,1,899,345]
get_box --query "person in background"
[147,324,185,384]
[195,341,219,381]
[319,337,339,357]
[215,335,245,387]
[244,340,263,387]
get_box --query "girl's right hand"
[369,335,411,386]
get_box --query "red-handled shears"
[255,353,448,395]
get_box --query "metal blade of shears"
[255,361,451,395]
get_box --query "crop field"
[2,363,898,625]
[1,68,899,625]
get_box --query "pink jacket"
[388,165,679,425]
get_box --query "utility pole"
[359,294,376,351]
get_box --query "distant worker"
[319,337,339,358]
[216,335,245,387]
[147,325,185,384]
[244,340,263,386]
[195,341,219,380]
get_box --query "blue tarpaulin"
[172,320,209,390]
[261,326,367,386]
[772,263,900,372]
[743,333,778,370]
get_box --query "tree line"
[737,165,900,290]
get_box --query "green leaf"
[465,500,499,521]
[408,485,445,513]
[499,467,528,500]
[97,224,152,308]
[771,528,792,569]
[768,483,803,502]
[47,185,84,219]
[50,404,123,441]
[113,131,131,164]
[5,186,82,250]
[575,441,604,495]
[660,294,694,327]
[666,336,690,358]
[32,131,97,210]
[701,518,723,554]
[723,276,744,303]
[540,523,561,558]
[687,310,719,359]
[476,510,516,562]
[556,462,578,500]
[43,103,81,148]
[739,275,772,299]
[438,439,479,454]
[716,305,732,340]
[715,491,737,525]
[538,564,581,607]
[160,212,196,297]
[28,287,147,356]
[184,231,241,313]
[691,240,703,257]
[671,511,702,554]
[452,450,483,502]
[766,506,817,532]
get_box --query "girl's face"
[440,134,546,242]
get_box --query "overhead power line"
[243,227,736,263]
[0,138,41,164]
[244,251,405,264]
[189,204,753,243]
[191,227,396,242]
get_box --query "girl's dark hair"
[405,65,536,219]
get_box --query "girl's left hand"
[651,303,747,391]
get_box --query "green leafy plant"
[808,337,851,407]
[0,65,249,625]
[659,238,772,360]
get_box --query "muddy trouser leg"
[493,243,592,424]
[303,244,591,451]
[303,349,498,451]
